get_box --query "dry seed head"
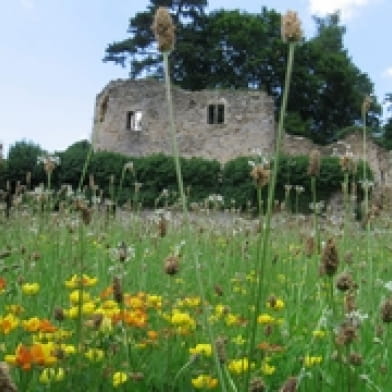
[249,377,266,392]
[303,235,315,257]
[164,255,180,275]
[0,362,17,392]
[250,165,270,188]
[279,376,298,392]
[349,352,363,366]
[380,297,392,323]
[54,306,65,322]
[308,149,321,177]
[113,276,123,304]
[151,7,175,53]
[344,291,357,313]
[336,272,355,292]
[281,11,302,43]
[320,238,339,276]
[214,336,227,363]
[335,321,357,346]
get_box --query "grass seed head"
[349,352,363,366]
[249,377,266,392]
[336,272,355,292]
[113,276,123,304]
[151,7,175,53]
[279,376,297,392]
[320,238,339,276]
[380,297,392,323]
[214,336,227,364]
[0,362,17,392]
[281,11,302,43]
[250,165,270,188]
[336,322,358,346]
[164,255,180,275]
[308,149,321,177]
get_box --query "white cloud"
[383,67,392,78]
[308,0,371,20]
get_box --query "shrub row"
[1,140,372,211]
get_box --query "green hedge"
[2,139,372,211]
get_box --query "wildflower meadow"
[1,7,392,392]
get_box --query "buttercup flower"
[191,374,218,389]
[21,282,40,295]
[189,343,212,357]
[113,371,128,388]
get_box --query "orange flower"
[7,343,57,370]
[39,319,57,333]
[100,286,113,299]
[0,277,6,293]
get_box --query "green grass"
[0,199,391,391]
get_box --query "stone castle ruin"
[92,78,392,187]
[92,79,275,163]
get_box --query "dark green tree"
[104,0,207,79]
[7,141,46,187]
[104,5,379,144]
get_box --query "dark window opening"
[126,110,143,131]
[207,104,225,124]
[99,95,109,123]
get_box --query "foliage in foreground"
[0,194,392,391]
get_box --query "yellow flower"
[146,294,162,309]
[0,313,20,334]
[303,355,322,367]
[69,289,91,305]
[65,274,98,289]
[63,306,80,319]
[22,317,41,332]
[189,343,212,357]
[261,361,276,376]
[170,310,196,330]
[257,313,275,324]
[228,358,252,375]
[82,301,96,315]
[266,297,285,311]
[59,344,76,356]
[39,367,65,384]
[232,335,246,345]
[113,371,128,388]
[312,329,327,338]
[225,313,240,326]
[191,374,218,389]
[85,348,104,362]
[21,282,40,295]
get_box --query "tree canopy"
[104,1,380,144]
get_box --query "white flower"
[384,281,392,292]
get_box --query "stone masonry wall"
[92,79,275,163]
[92,79,392,187]
[283,133,392,186]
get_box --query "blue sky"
[1,0,391,156]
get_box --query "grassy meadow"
[0,193,392,391]
[1,8,391,392]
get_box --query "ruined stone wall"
[283,133,392,186]
[92,79,392,186]
[92,79,275,163]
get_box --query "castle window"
[99,95,109,123]
[126,110,143,131]
[207,104,225,124]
